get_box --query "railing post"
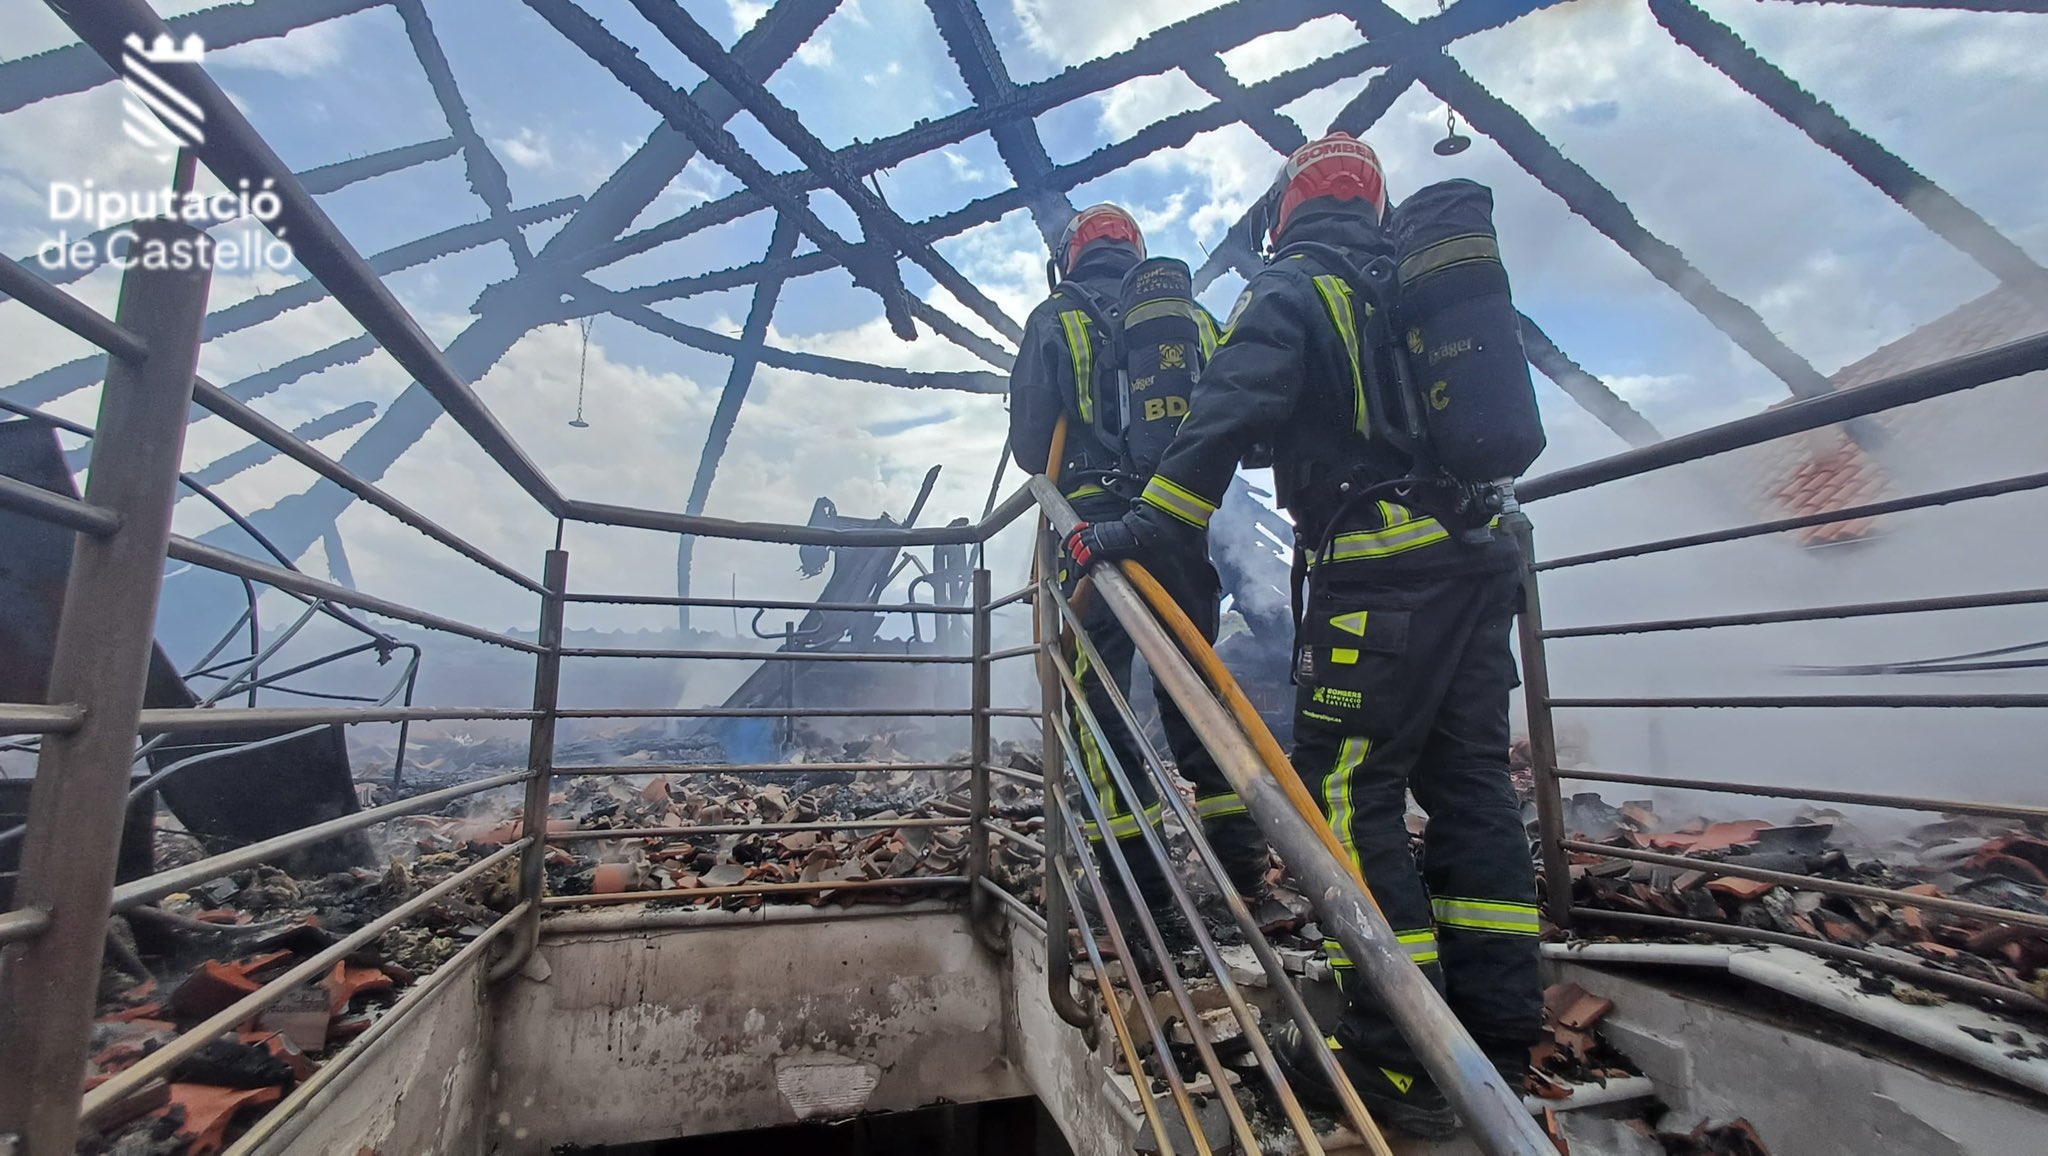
[0,219,211,1154]
[1506,510,1573,932]
[1034,532,1093,1032]
[490,548,568,982]
[967,568,1005,952]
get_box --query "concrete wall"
[487,907,1026,1152]
[251,949,494,1156]
[1000,922,1140,1156]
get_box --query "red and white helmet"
[1056,203,1145,276]
[1268,132,1388,245]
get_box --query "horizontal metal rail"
[550,761,967,777]
[1560,839,2048,930]
[1545,586,2048,639]
[987,707,1042,718]
[549,817,965,841]
[1568,908,2048,1014]
[1555,765,2048,822]
[135,705,539,732]
[167,534,543,652]
[1536,468,2048,571]
[0,473,121,536]
[981,819,1044,857]
[109,770,529,911]
[978,761,1046,787]
[560,645,972,663]
[1551,694,2048,709]
[978,643,1041,663]
[566,591,972,613]
[81,840,527,1124]
[977,876,1047,937]
[538,873,969,908]
[552,705,979,719]
[1520,330,2048,501]
[0,703,85,735]
[0,255,148,361]
[0,907,50,946]
[189,379,544,593]
[560,483,1038,549]
[988,584,1035,611]
[218,901,530,1156]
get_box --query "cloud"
[210,20,350,78]
[795,37,836,68]
[495,128,554,172]
[728,1,771,36]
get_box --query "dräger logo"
[121,33,207,158]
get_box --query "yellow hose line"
[1118,559,1371,895]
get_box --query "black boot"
[1272,1021,1459,1140]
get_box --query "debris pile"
[1547,789,2048,1005]
[1524,981,1638,1100]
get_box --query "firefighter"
[1009,204,1274,947]
[1063,139,1542,1137]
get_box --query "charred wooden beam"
[393,0,533,266]
[924,0,1073,248]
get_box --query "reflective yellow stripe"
[1321,518,1451,562]
[1324,736,1370,885]
[1124,298,1199,327]
[1058,309,1094,423]
[1139,474,1216,529]
[1311,274,1367,435]
[1196,309,1219,360]
[1398,928,1441,966]
[1065,483,1106,500]
[1195,792,1246,821]
[1082,801,1163,842]
[1432,896,1541,936]
[1329,647,1359,665]
[1398,233,1500,285]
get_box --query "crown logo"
[120,32,207,158]
[124,33,206,63]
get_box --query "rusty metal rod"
[978,643,1042,663]
[110,771,529,912]
[490,548,566,985]
[0,702,85,736]
[978,876,1048,937]
[0,255,148,361]
[1544,586,2048,639]
[1536,469,2048,571]
[0,473,121,537]
[220,901,531,1155]
[1035,516,1093,1035]
[978,761,1045,787]
[565,591,974,613]
[988,583,1036,611]
[982,820,1045,857]
[1052,867,1181,1156]
[81,841,526,1124]
[552,761,967,776]
[969,568,1002,953]
[537,874,969,908]
[1559,840,2048,930]
[1030,474,1552,1154]
[561,645,974,663]
[0,907,50,946]
[136,705,540,732]
[1566,908,2048,1014]
[1550,694,2048,709]
[549,817,965,841]
[1554,765,2048,822]
[1510,513,1576,930]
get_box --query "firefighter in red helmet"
[1009,205,1273,964]
[1064,136,1543,1137]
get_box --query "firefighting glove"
[1064,520,1141,569]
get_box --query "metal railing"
[1513,330,2048,1007]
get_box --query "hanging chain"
[570,316,594,428]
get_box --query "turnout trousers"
[1291,534,1543,1063]
[1060,535,1271,908]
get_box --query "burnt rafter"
[522,0,920,340]
[392,0,533,266]
[1517,316,1665,449]
[625,0,1023,345]
[923,0,1073,247]
[1650,0,2047,289]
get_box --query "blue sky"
[3,0,2046,639]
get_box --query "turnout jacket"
[1007,248,1138,514]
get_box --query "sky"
[2,0,2046,763]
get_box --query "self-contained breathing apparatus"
[1265,178,1547,549]
[1049,256,1214,501]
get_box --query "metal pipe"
[1560,840,2048,930]
[1050,586,1390,1153]
[1030,475,1552,1155]
[136,705,540,732]
[978,643,1041,663]
[1520,331,2048,501]
[982,820,1045,857]
[1049,868,1179,1155]
[220,901,530,1156]
[565,592,973,613]
[550,761,966,776]
[0,703,84,736]
[0,474,121,537]
[1545,586,2048,639]
[0,218,211,1153]
[491,550,567,984]
[1035,523,1093,1034]
[1550,694,2048,709]
[0,907,50,946]
[110,771,529,912]
[988,584,1036,611]
[550,818,965,841]
[80,842,526,1125]
[969,568,1003,952]
[560,645,973,663]
[979,761,1045,787]
[1554,765,2048,822]
[1509,514,1574,929]
[544,897,962,937]
[978,876,1048,938]
[1564,909,2048,1013]
[189,379,544,593]
[553,706,981,719]
[0,255,148,361]
[165,534,543,653]
[566,497,986,547]
[538,874,968,908]
[1536,468,2048,571]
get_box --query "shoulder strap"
[1270,241,1422,453]
[1049,279,1128,467]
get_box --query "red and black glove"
[1064,519,1142,569]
